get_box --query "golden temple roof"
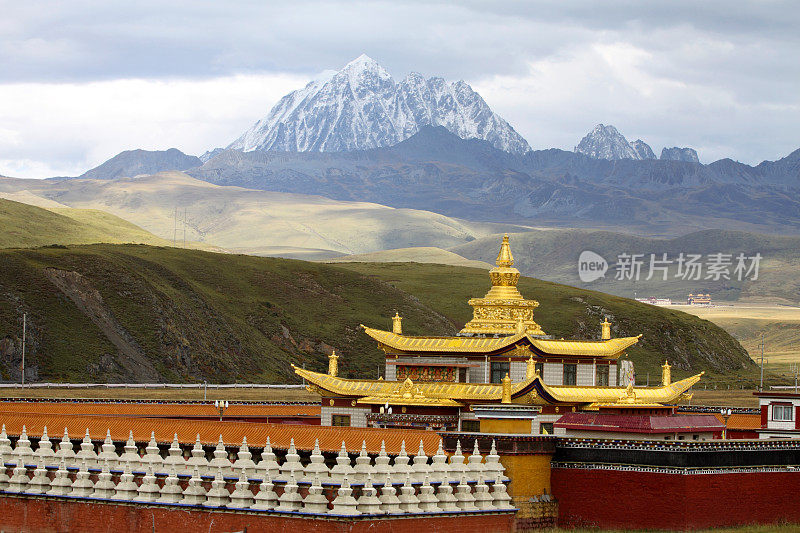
[534,373,703,405]
[293,364,537,403]
[362,326,639,358]
[292,365,700,406]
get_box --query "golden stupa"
[460,234,545,336]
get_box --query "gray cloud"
[0,0,798,176]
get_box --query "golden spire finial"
[501,372,512,404]
[495,233,514,267]
[662,360,671,387]
[392,312,403,335]
[328,350,339,377]
[601,317,612,340]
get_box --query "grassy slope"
[1,172,515,256]
[0,198,171,248]
[0,245,455,383]
[325,247,493,269]
[0,245,755,384]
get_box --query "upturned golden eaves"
[291,365,701,406]
[361,326,640,358]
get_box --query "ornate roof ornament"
[525,355,536,380]
[501,373,512,404]
[392,312,403,334]
[618,382,637,403]
[328,350,338,377]
[460,234,545,336]
[601,317,612,340]
[495,233,514,267]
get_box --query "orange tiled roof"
[0,412,439,455]
[713,413,762,431]
[0,401,320,419]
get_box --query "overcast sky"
[1,0,798,177]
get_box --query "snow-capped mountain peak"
[575,124,642,160]
[228,55,531,154]
[630,139,656,160]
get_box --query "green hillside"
[0,198,172,248]
[0,245,755,384]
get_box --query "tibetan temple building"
[294,235,702,434]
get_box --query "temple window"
[540,423,554,435]
[773,405,794,421]
[563,363,577,386]
[331,414,351,427]
[535,362,544,376]
[461,420,480,432]
[491,361,510,383]
[596,365,609,386]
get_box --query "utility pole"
[759,333,765,392]
[173,206,177,246]
[21,313,26,387]
[183,207,187,248]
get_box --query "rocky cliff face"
[228,54,531,154]
[630,139,657,160]
[661,146,700,163]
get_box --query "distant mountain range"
[228,54,531,154]
[68,54,799,236]
[575,124,699,162]
[80,148,200,179]
[185,126,799,235]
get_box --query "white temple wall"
[542,363,563,385]
[320,405,370,428]
[510,361,526,382]
[576,364,594,386]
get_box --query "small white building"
[756,391,800,438]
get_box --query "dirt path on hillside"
[45,268,160,381]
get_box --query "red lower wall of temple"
[552,467,800,530]
[0,496,513,533]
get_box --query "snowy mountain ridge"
[229,54,531,154]
[575,123,701,163]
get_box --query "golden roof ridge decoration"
[357,377,463,407]
[361,326,640,357]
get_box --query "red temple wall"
[552,467,800,530]
[0,496,514,533]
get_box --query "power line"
[758,332,765,391]
[21,313,26,388]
